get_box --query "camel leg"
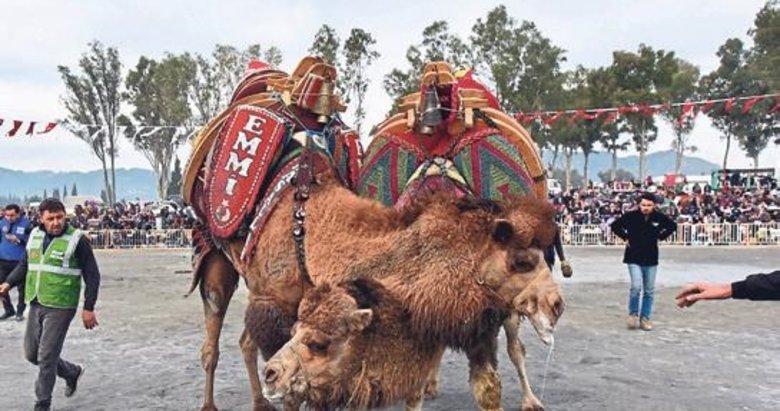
[405,386,425,411]
[504,313,544,411]
[466,334,504,411]
[240,327,275,411]
[199,252,239,411]
[283,396,302,411]
[424,347,445,399]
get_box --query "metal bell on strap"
[314,79,333,123]
[419,85,442,135]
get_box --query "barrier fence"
[85,223,780,250]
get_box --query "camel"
[196,162,561,411]
[263,240,564,411]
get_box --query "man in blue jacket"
[0,203,31,321]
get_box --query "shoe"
[640,318,653,331]
[15,313,24,321]
[0,311,14,321]
[626,315,639,330]
[33,402,51,411]
[64,365,84,397]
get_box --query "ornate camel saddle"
[183,56,362,266]
[358,62,547,209]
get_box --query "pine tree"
[71,183,78,196]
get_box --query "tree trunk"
[565,147,573,191]
[722,133,731,171]
[583,151,590,188]
[639,132,647,181]
[101,157,110,205]
[753,155,759,169]
[611,148,618,181]
[674,132,684,175]
[551,144,560,172]
[109,127,117,205]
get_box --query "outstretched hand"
[0,283,9,298]
[675,283,733,308]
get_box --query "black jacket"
[610,210,677,266]
[732,271,780,300]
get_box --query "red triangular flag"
[741,96,763,113]
[724,98,736,112]
[602,111,619,124]
[39,122,58,134]
[677,101,695,125]
[544,112,564,125]
[699,100,715,113]
[769,98,780,114]
[25,122,37,135]
[7,120,23,137]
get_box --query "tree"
[309,24,341,65]
[383,21,472,112]
[749,1,780,91]
[100,189,107,203]
[58,41,123,205]
[342,28,380,137]
[71,183,78,196]
[187,44,283,125]
[121,53,195,199]
[660,59,700,174]
[43,189,48,199]
[167,157,183,198]
[62,184,68,199]
[700,38,767,169]
[610,44,678,180]
[470,6,567,114]
[52,188,60,200]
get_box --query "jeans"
[24,303,80,407]
[0,259,25,314]
[627,264,657,320]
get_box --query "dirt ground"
[1,247,779,411]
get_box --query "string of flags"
[512,93,780,127]
[2,92,778,138]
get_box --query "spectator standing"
[610,192,677,331]
[0,203,31,320]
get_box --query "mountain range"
[0,150,721,200]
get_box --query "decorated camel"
[355,61,560,410]
[183,57,562,411]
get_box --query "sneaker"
[0,311,14,321]
[15,313,24,322]
[640,318,653,331]
[64,365,84,397]
[33,401,51,411]
[626,315,639,330]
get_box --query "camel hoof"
[424,380,439,399]
[520,400,545,411]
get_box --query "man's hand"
[0,283,9,298]
[675,282,733,308]
[5,234,18,244]
[82,310,98,329]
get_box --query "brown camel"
[195,161,561,411]
[263,242,563,410]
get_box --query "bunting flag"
[0,118,59,137]
[512,92,779,129]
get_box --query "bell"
[314,79,333,123]
[419,85,442,134]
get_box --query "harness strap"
[293,134,316,286]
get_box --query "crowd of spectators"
[552,174,780,227]
[22,200,196,231]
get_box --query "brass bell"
[314,79,333,123]
[419,85,442,134]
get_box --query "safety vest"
[24,226,83,309]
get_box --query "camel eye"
[512,260,535,273]
[306,340,329,355]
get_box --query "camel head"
[465,195,565,345]
[262,278,380,405]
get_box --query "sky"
[0,0,776,174]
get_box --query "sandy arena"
[1,247,779,411]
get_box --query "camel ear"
[491,219,514,244]
[347,309,373,333]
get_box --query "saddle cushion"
[356,133,425,207]
[205,105,289,239]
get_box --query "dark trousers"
[24,302,80,407]
[0,259,25,314]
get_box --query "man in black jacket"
[610,192,677,331]
[676,271,780,306]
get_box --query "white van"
[547,179,563,196]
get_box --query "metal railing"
[561,223,780,246]
[84,223,780,250]
[86,229,193,249]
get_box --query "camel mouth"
[526,313,556,346]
